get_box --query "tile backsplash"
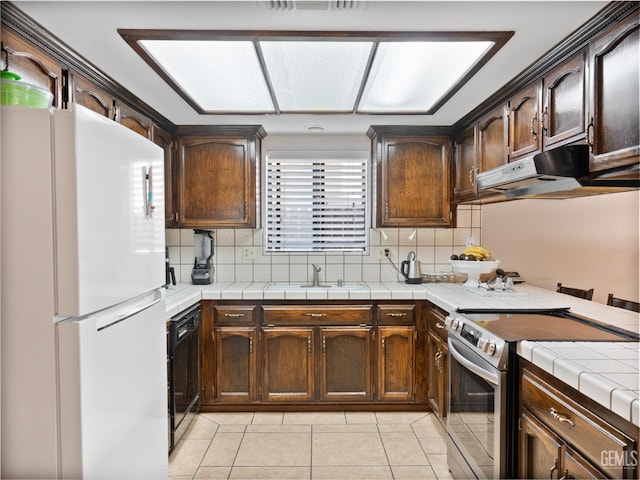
[166,205,482,284]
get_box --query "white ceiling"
[14,0,608,135]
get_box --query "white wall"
[482,190,640,305]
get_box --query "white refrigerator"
[1,104,168,478]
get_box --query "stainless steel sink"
[264,282,367,291]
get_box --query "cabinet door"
[116,102,153,139]
[509,81,543,159]
[588,15,640,171]
[177,136,255,228]
[0,28,63,108]
[153,127,176,227]
[519,410,564,480]
[262,327,314,402]
[319,327,373,401]
[427,331,447,420]
[563,445,607,480]
[478,103,509,173]
[70,72,115,119]
[379,136,453,227]
[377,326,415,401]
[542,51,586,149]
[453,126,477,199]
[213,327,257,402]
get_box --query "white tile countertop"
[518,341,639,427]
[164,280,639,426]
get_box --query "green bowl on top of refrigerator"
[0,70,53,108]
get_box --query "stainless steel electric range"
[444,308,638,480]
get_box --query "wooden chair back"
[556,283,594,301]
[607,293,640,313]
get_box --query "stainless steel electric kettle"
[400,251,422,284]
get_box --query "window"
[265,151,369,252]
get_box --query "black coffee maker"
[191,229,214,285]
[165,247,176,287]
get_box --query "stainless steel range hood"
[476,145,639,199]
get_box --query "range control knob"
[445,316,463,331]
[478,338,496,355]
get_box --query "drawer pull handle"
[306,313,326,317]
[387,312,407,317]
[224,313,245,318]
[436,322,445,329]
[549,407,575,426]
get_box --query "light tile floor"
[169,411,454,480]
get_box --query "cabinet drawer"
[377,304,415,325]
[522,367,636,479]
[214,305,257,325]
[262,305,372,325]
[428,304,448,341]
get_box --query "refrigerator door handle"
[97,298,162,331]
[142,165,155,219]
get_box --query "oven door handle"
[448,338,500,387]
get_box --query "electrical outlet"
[377,248,388,260]
[242,246,256,260]
[465,237,475,247]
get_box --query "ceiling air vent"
[264,0,364,11]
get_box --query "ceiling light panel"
[259,41,373,112]
[139,40,275,112]
[358,41,494,113]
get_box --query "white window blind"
[265,151,369,252]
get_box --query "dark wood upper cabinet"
[541,50,587,149]
[69,72,115,119]
[152,127,176,227]
[175,126,265,228]
[477,103,509,174]
[116,102,153,139]
[588,13,640,172]
[453,126,477,200]
[508,80,543,160]
[369,127,454,227]
[1,28,62,108]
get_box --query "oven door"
[447,337,507,480]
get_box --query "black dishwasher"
[168,303,201,452]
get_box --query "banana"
[462,245,493,259]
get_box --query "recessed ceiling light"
[306,125,326,133]
[120,30,514,115]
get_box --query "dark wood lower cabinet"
[519,362,638,479]
[427,330,448,419]
[201,301,427,409]
[213,327,256,402]
[320,327,373,401]
[427,304,449,422]
[262,327,314,402]
[377,326,415,401]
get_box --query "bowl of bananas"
[450,245,500,288]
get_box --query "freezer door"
[56,291,168,479]
[54,104,165,317]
